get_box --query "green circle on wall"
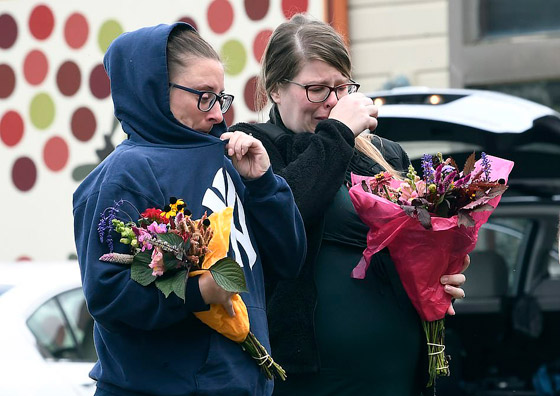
[220,40,247,76]
[98,20,123,53]
[30,93,55,129]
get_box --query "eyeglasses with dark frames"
[169,83,234,113]
[283,79,360,103]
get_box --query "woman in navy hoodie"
[73,23,306,396]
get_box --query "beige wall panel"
[349,1,447,42]
[355,75,392,93]
[352,36,449,78]
[415,70,450,88]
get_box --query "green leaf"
[209,258,248,293]
[155,270,187,300]
[157,233,184,251]
[162,252,180,271]
[172,270,187,301]
[155,274,175,298]
[131,252,156,286]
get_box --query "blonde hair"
[257,13,401,178]
[355,135,402,178]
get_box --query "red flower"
[141,208,169,224]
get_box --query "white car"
[0,261,96,396]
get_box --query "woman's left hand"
[441,255,470,315]
[221,131,271,180]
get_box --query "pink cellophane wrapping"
[349,155,514,322]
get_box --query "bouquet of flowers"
[97,197,286,380]
[348,152,514,387]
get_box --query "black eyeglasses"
[283,79,360,103]
[169,83,234,113]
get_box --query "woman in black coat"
[231,13,469,396]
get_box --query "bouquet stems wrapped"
[348,154,514,387]
[190,208,285,380]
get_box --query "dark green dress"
[274,186,425,396]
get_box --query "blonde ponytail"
[354,135,403,179]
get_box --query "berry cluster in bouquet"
[349,152,514,387]
[97,197,286,380]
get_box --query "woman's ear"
[270,86,281,105]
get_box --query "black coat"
[232,107,409,344]
[231,108,430,394]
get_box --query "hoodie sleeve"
[241,167,306,281]
[73,182,209,332]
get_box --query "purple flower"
[148,221,168,234]
[481,152,491,181]
[135,227,153,251]
[97,199,124,252]
[440,170,458,193]
[421,154,435,184]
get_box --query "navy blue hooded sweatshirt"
[73,23,306,396]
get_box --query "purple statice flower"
[97,199,124,252]
[481,152,491,181]
[421,154,435,184]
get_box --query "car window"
[26,288,96,362]
[474,217,532,294]
[546,236,559,279]
[58,288,96,362]
[399,141,483,161]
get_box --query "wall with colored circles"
[0,0,322,262]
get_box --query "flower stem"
[240,332,287,381]
[423,319,450,388]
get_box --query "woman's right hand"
[328,92,378,137]
[198,271,236,317]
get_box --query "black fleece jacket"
[231,105,417,354]
[231,108,432,394]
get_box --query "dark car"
[368,87,560,395]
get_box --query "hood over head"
[103,23,226,145]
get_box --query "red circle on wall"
[224,103,235,126]
[282,0,308,18]
[253,29,272,62]
[245,0,269,21]
[43,136,69,171]
[57,61,81,96]
[89,64,111,99]
[244,76,259,112]
[16,256,32,261]
[1,111,24,147]
[71,107,97,142]
[0,13,18,49]
[178,16,198,31]
[12,157,37,192]
[0,64,16,98]
[23,49,49,85]
[29,5,54,40]
[64,13,89,49]
[208,0,234,34]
